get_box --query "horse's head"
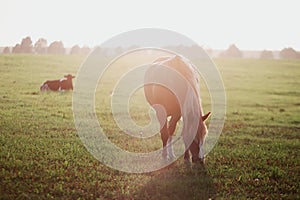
[189,111,211,163]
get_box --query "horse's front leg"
[183,136,191,162]
[184,148,190,162]
[167,115,181,160]
[198,142,205,164]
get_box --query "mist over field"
[0,53,299,199]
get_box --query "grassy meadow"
[0,54,299,199]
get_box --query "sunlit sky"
[0,0,299,50]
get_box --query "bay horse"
[144,55,210,163]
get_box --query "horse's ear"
[202,112,211,121]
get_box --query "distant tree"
[189,45,206,58]
[2,47,10,54]
[260,50,274,59]
[80,46,91,55]
[12,44,21,53]
[47,41,65,54]
[20,36,33,53]
[220,44,243,58]
[70,45,81,55]
[279,47,300,59]
[34,38,48,54]
[93,47,108,56]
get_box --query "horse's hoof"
[192,157,205,165]
[184,160,191,167]
[199,159,205,165]
[184,157,190,162]
[192,157,199,163]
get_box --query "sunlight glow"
[0,0,299,50]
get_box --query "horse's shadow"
[136,161,216,200]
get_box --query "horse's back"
[144,55,199,116]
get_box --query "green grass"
[0,54,299,199]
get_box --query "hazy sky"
[0,0,299,50]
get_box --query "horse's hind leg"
[154,106,169,160]
[161,124,169,159]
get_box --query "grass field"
[0,54,299,199]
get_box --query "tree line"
[2,36,91,55]
[2,36,300,60]
[218,44,300,60]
